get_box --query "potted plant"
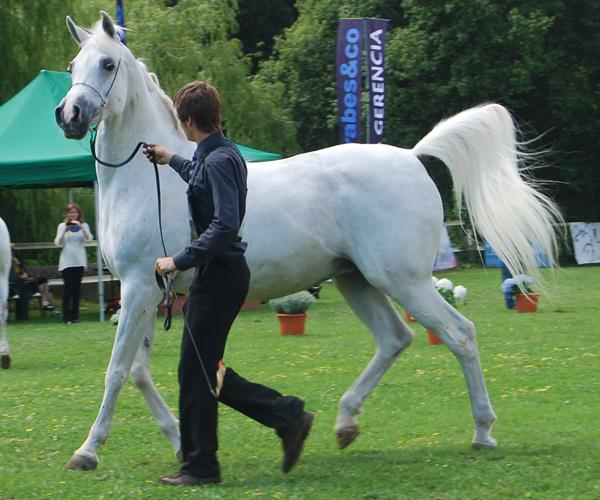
[269,291,316,335]
[514,275,538,313]
[501,274,538,313]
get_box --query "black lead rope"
[89,130,218,398]
[89,128,173,329]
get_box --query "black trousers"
[62,266,84,322]
[179,257,304,478]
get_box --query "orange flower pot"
[427,330,443,345]
[404,309,416,323]
[515,293,539,313]
[277,312,307,335]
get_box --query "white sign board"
[569,222,600,264]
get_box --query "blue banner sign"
[365,18,389,143]
[336,19,363,144]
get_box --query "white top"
[54,222,93,271]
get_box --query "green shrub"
[269,291,315,314]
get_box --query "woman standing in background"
[54,203,93,323]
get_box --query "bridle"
[70,55,122,108]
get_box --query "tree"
[257,0,407,152]
[0,1,103,253]
[0,0,299,253]
[257,0,600,219]
[0,0,106,104]
[235,0,298,74]
[124,0,299,153]
[529,0,600,221]
[2,0,598,234]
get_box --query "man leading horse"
[144,81,314,486]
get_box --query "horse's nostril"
[72,104,81,121]
[54,105,63,126]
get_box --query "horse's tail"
[412,103,563,289]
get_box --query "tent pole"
[94,181,105,322]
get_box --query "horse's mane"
[88,21,186,138]
[136,60,186,137]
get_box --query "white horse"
[55,13,561,470]
[0,217,11,369]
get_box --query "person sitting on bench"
[9,249,56,319]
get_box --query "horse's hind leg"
[402,283,497,449]
[334,270,415,448]
[129,330,181,460]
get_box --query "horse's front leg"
[66,283,160,470]
[129,325,180,460]
[0,300,10,369]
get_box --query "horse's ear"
[100,11,116,38]
[66,16,90,45]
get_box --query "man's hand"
[143,144,174,165]
[156,257,177,276]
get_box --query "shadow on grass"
[222,440,582,491]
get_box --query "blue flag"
[116,0,127,44]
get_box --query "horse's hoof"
[472,437,497,450]
[1,354,10,369]
[336,426,359,449]
[65,453,98,470]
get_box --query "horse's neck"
[96,90,177,167]
[94,77,189,233]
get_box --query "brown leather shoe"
[158,471,221,486]
[280,411,314,473]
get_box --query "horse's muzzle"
[55,99,90,140]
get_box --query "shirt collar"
[194,130,226,159]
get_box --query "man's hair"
[173,81,222,133]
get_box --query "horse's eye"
[103,60,115,72]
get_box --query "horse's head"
[55,12,129,139]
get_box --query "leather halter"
[70,57,122,108]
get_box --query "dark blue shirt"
[169,131,248,270]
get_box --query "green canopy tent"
[0,70,283,320]
[0,70,283,188]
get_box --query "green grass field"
[1,266,599,499]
